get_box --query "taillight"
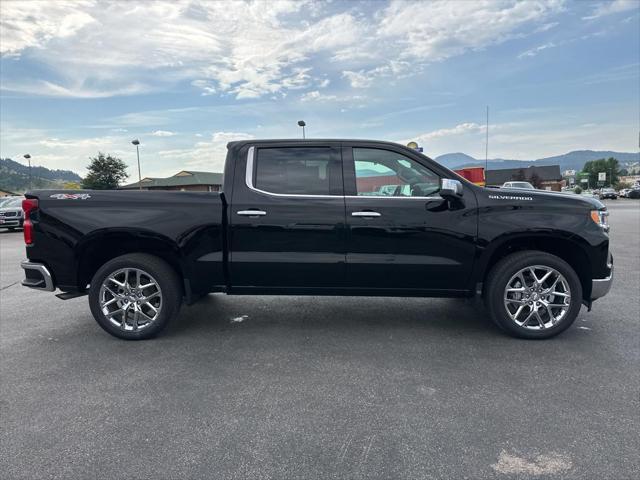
[22,198,38,245]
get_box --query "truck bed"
[26,190,226,298]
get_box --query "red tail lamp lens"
[22,198,38,245]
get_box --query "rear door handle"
[352,211,381,218]
[237,210,267,216]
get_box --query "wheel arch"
[75,229,185,294]
[477,232,592,301]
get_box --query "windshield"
[0,197,22,208]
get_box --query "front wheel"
[485,251,583,339]
[89,253,182,340]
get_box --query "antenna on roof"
[485,105,489,176]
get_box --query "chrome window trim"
[245,146,443,201]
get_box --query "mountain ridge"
[434,150,639,171]
[0,158,82,193]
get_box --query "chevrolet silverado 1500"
[20,139,613,339]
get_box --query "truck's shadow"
[166,294,500,339]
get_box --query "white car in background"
[0,196,24,230]
[502,181,536,190]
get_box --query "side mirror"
[440,178,463,198]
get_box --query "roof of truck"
[227,138,408,147]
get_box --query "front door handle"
[237,210,267,217]
[352,211,381,218]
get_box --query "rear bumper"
[591,256,613,301]
[21,261,55,292]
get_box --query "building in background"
[454,167,485,186]
[121,170,223,191]
[485,165,563,191]
[620,175,640,187]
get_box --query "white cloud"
[404,119,638,160]
[343,61,413,88]
[582,0,639,20]
[376,0,564,61]
[0,0,567,98]
[158,131,253,171]
[414,123,485,141]
[300,90,337,102]
[0,0,96,56]
[518,42,557,58]
[151,130,176,137]
[191,80,217,96]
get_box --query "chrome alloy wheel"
[503,265,571,330]
[99,268,163,332]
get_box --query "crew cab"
[20,139,613,340]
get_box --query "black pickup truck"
[20,139,613,340]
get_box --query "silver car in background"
[0,196,24,230]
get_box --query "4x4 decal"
[49,193,91,200]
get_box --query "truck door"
[229,142,346,289]
[343,144,477,292]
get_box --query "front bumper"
[21,261,55,292]
[0,218,22,227]
[591,256,613,301]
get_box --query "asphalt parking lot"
[1,200,638,479]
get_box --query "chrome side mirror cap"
[440,178,463,198]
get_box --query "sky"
[1,0,638,180]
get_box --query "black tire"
[484,251,582,339]
[89,253,182,340]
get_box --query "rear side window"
[254,147,338,195]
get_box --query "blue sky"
[1,0,638,179]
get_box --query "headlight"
[590,210,609,232]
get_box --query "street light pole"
[23,154,32,190]
[131,139,141,190]
[297,120,306,139]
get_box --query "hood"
[486,187,605,210]
[0,206,23,213]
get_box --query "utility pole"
[297,120,306,139]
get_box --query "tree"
[580,157,621,188]
[529,171,543,189]
[63,181,82,190]
[82,153,129,189]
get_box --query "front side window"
[353,148,440,197]
[254,147,337,195]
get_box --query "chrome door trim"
[246,146,340,199]
[351,211,382,217]
[237,210,267,216]
[245,146,443,201]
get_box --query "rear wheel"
[485,251,582,339]
[89,254,182,340]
